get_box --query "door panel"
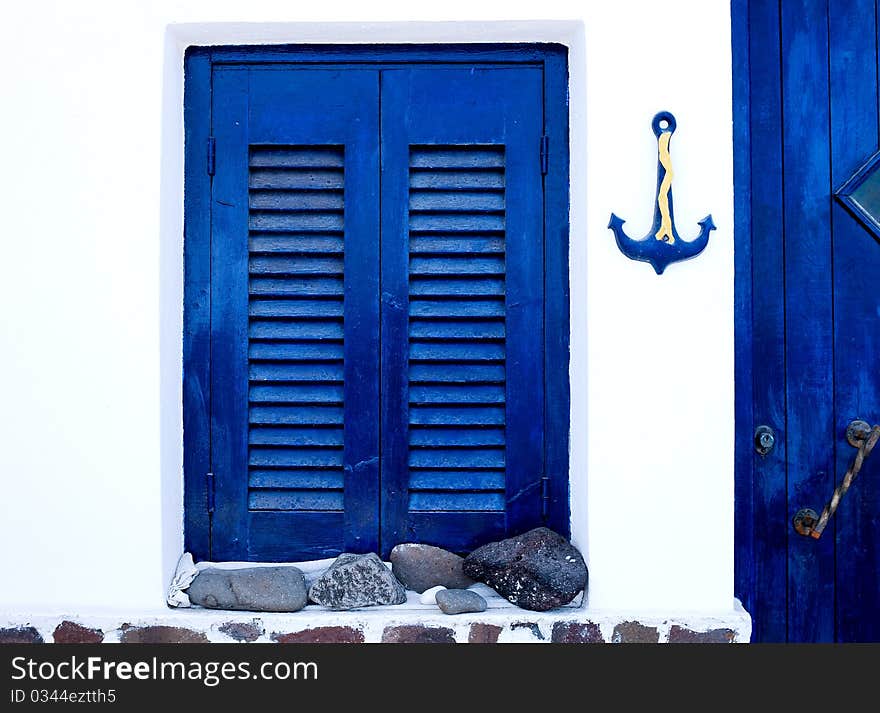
[780,0,836,643]
[745,0,788,644]
[741,0,880,641]
[830,0,880,642]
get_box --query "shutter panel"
[210,68,380,561]
[247,145,346,514]
[381,68,546,555]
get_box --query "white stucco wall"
[0,0,733,615]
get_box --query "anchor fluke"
[609,111,716,275]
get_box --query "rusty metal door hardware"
[793,420,880,539]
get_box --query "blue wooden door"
[736,0,880,642]
[186,49,569,563]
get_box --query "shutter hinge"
[541,475,550,520]
[540,135,549,175]
[207,136,216,176]
[206,471,215,514]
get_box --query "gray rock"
[390,543,474,593]
[308,553,407,610]
[463,527,588,612]
[435,589,487,615]
[187,567,307,612]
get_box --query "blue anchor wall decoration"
[608,111,716,275]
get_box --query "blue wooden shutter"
[210,68,380,560]
[380,68,546,555]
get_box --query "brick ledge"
[0,600,751,643]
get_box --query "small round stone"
[420,585,447,604]
[435,589,487,615]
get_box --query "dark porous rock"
[188,567,307,612]
[390,543,474,593]
[435,588,487,615]
[308,553,407,610]
[462,527,588,612]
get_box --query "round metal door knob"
[755,425,776,456]
[793,508,819,537]
[846,420,872,448]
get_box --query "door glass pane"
[850,165,880,228]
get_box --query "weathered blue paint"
[209,66,250,561]
[734,0,880,642]
[608,111,716,275]
[731,0,755,629]
[183,48,212,561]
[543,49,571,536]
[781,0,836,644]
[379,67,546,557]
[828,0,880,643]
[735,0,790,645]
[183,45,570,562]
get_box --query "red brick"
[53,621,104,644]
[468,623,502,644]
[667,625,736,644]
[551,621,604,643]
[119,626,209,644]
[612,621,659,643]
[382,625,456,644]
[274,626,364,644]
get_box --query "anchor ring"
[652,110,677,137]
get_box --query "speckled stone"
[308,553,406,610]
[218,621,264,642]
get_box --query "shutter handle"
[793,421,880,539]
